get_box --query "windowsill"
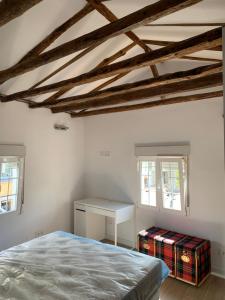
[0,209,17,216]
[137,203,189,216]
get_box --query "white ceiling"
[0,0,224,104]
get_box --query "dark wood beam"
[39,42,136,106]
[95,42,136,69]
[180,56,221,62]
[142,39,222,62]
[142,39,222,51]
[0,0,43,28]
[98,50,222,84]
[143,39,176,47]
[0,4,96,87]
[86,0,159,77]
[71,90,223,117]
[211,45,222,51]
[41,63,222,108]
[0,0,202,83]
[145,23,225,27]
[2,27,221,103]
[0,93,35,106]
[37,43,135,108]
[18,4,94,64]
[90,72,130,92]
[51,73,223,112]
[19,2,108,89]
[29,43,102,90]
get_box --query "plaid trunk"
[176,236,211,285]
[138,227,211,286]
[138,227,168,256]
[155,231,186,276]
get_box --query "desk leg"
[114,220,117,246]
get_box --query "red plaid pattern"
[138,227,167,256]
[176,236,211,285]
[138,227,211,286]
[197,241,211,283]
[155,231,186,276]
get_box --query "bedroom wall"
[0,101,84,250]
[83,98,225,277]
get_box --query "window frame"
[137,155,189,216]
[139,158,159,211]
[0,156,25,216]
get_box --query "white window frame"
[0,145,25,216]
[137,155,189,216]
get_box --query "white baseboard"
[106,234,135,248]
[211,265,225,279]
[211,271,225,280]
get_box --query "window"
[0,145,25,215]
[138,156,188,215]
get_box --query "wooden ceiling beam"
[143,39,222,51]
[211,45,222,51]
[0,4,96,87]
[95,43,136,69]
[0,0,202,84]
[71,90,223,117]
[180,56,221,63]
[45,63,222,109]
[142,38,222,63]
[51,73,222,112]
[45,63,223,107]
[145,23,225,27]
[86,0,159,77]
[90,72,130,93]
[31,34,219,93]
[29,43,102,90]
[38,42,136,106]
[18,4,94,64]
[1,27,221,103]
[19,2,109,89]
[0,0,43,28]
[142,38,222,62]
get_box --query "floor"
[101,239,134,249]
[102,240,225,299]
[160,275,225,300]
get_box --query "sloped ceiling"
[0,0,224,117]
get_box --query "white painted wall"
[84,99,225,277]
[0,102,84,250]
[0,93,224,277]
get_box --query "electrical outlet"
[216,248,225,257]
[99,150,111,157]
[34,231,44,238]
[107,217,113,225]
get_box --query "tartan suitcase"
[155,231,186,277]
[175,235,211,286]
[138,227,168,256]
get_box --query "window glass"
[161,161,181,211]
[140,161,156,207]
[0,160,20,214]
[139,157,186,214]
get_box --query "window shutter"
[0,144,26,157]
[135,143,190,157]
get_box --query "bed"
[0,231,169,299]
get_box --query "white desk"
[74,198,134,245]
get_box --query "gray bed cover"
[0,231,169,300]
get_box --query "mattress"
[0,231,169,300]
